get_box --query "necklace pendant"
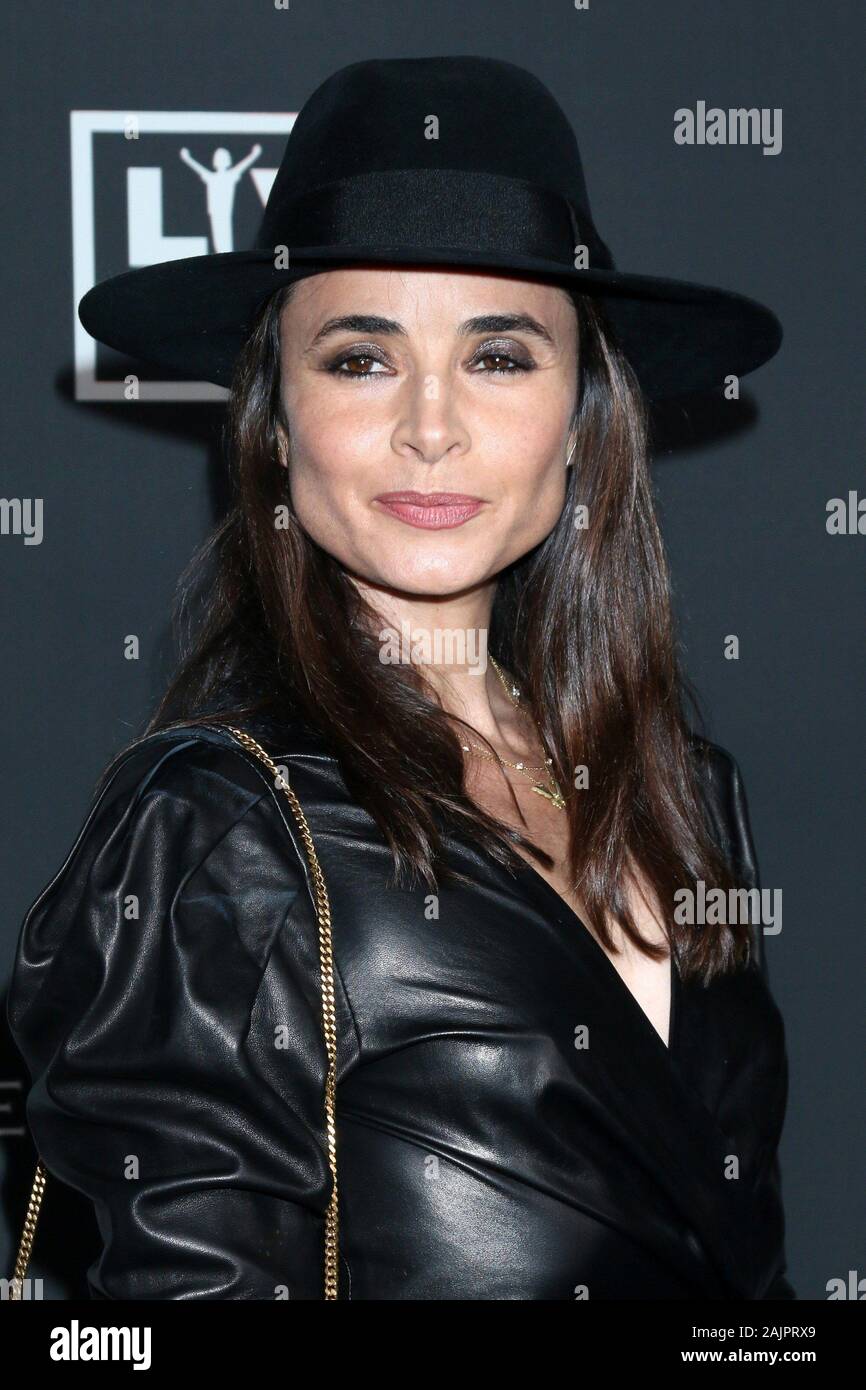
[531,783,567,810]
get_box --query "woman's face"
[277,266,578,596]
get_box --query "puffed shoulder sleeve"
[691,734,797,1300]
[7,729,335,1300]
[690,734,770,980]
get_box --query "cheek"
[283,391,379,509]
[486,416,571,515]
[475,378,573,482]
[502,465,568,547]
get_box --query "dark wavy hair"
[112,278,752,985]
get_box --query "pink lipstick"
[373,491,486,530]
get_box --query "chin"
[366,567,490,598]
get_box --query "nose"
[390,370,472,465]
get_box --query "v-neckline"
[500,856,769,1298]
[510,856,678,1056]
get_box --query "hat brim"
[77,245,782,402]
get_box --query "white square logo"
[71,110,296,402]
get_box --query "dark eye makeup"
[322,338,537,380]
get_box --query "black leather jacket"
[7,718,795,1300]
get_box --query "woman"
[7,56,794,1300]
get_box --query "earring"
[565,440,576,469]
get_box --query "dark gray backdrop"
[1,0,862,1301]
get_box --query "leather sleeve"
[691,734,797,1300]
[689,734,768,980]
[6,734,333,1300]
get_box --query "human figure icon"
[179,144,263,253]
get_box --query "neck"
[350,575,534,756]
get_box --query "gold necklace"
[460,656,567,811]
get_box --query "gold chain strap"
[221,726,340,1299]
[9,1158,47,1299]
[8,724,341,1301]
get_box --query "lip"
[373,491,486,530]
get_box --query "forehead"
[280,265,576,327]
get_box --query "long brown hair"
[117,278,752,985]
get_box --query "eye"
[470,341,535,375]
[325,348,390,379]
[473,353,528,374]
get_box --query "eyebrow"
[305,312,556,350]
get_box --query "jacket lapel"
[511,858,763,1298]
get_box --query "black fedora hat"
[77,55,782,402]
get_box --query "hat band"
[256,167,589,267]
